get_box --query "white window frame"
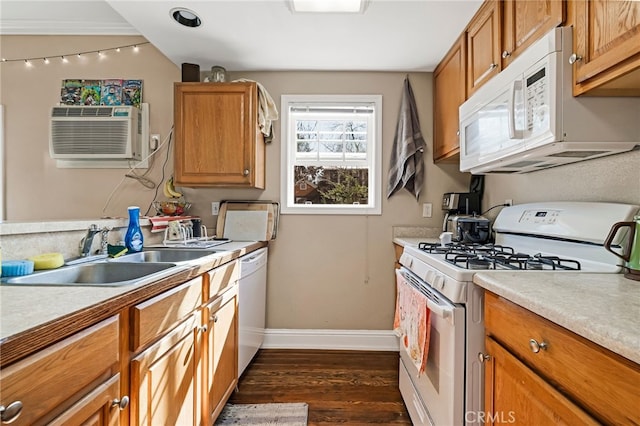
[280,94,382,215]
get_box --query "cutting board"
[216,201,278,241]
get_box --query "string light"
[0,42,150,66]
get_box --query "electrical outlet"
[150,134,160,151]
[211,201,220,216]
[422,203,433,218]
[505,199,513,206]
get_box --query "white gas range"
[396,201,640,426]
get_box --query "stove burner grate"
[418,241,582,271]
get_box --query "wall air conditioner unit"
[50,105,142,160]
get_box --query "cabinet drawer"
[207,260,239,301]
[485,292,640,425]
[131,276,203,352]
[0,316,119,425]
[48,373,121,426]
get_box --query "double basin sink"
[1,249,224,287]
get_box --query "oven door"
[397,267,465,426]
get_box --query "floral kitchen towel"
[393,269,431,375]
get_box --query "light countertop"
[393,237,439,247]
[473,271,640,364]
[0,241,259,344]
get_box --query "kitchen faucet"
[99,226,112,255]
[79,224,100,257]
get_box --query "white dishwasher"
[238,247,268,376]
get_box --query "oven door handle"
[426,299,453,323]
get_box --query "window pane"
[293,166,369,205]
[318,120,343,132]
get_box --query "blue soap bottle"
[124,206,144,252]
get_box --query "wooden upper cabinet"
[174,82,265,188]
[433,34,466,162]
[466,0,502,96]
[502,0,565,66]
[571,0,640,95]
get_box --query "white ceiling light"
[171,8,202,27]
[289,0,369,13]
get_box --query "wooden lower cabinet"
[49,374,123,426]
[484,337,597,425]
[127,271,239,425]
[483,291,640,425]
[130,314,202,426]
[205,287,239,422]
[1,259,245,426]
[0,316,121,425]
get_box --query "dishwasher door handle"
[242,249,267,264]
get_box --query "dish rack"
[162,221,229,248]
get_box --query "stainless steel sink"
[109,249,222,264]
[1,262,181,287]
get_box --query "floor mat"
[215,403,308,426]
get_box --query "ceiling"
[0,0,483,72]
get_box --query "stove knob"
[435,275,445,290]
[426,270,435,283]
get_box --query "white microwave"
[459,27,639,174]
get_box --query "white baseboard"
[262,329,399,351]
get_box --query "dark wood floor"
[228,349,412,425]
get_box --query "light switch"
[422,203,432,218]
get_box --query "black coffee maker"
[441,175,485,236]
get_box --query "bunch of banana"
[163,176,183,199]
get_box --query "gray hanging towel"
[387,77,425,200]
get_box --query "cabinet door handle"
[489,63,498,70]
[477,352,491,363]
[529,339,548,353]
[0,401,23,423]
[569,53,583,65]
[243,169,250,176]
[211,314,219,323]
[200,325,208,333]
[502,50,511,59]
[111,396,130,410]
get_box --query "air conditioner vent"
[49,105,141,160]
[51,106,115,118]
[51,121,129,155]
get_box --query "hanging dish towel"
[387,77,425,200]
[393,269,431,375]
[233,78,279,142]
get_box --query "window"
[280,95,382,215]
